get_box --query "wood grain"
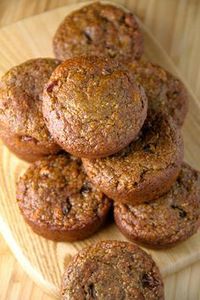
[0,1,199,299]
[0,238,53,300]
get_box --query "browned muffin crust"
[61,240,164,300]
[0,58,61,162]
[128,60,188,126]
[114,163,200,248]
[16,154,112,241]
[43,56,147,158]
[83,112,184,204]
[53,2,143,62]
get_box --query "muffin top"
[53,2,143,61]
[114,162,200,248]
[0,58,60,143]
[17,154,111,231]
[61,240,164,300]
[128,60,188,126]
[43,56,147,158]
[83,111,183,203]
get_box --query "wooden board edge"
[0,217,59,298]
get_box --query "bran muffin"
[43,56,147,158]
[83,112,184,204]
[128,60,188,126]
[114,163,200,248]
[53,2,143,62]
[61,240,164,300]
[16,154,112,241]
[0,58,61,162]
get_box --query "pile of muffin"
[0,2,199,299]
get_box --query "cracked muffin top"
[16,153,111,241]
[43,56,147,158]
[83,111,184,204]
[0,58,60,144]
[114,162,200,248]
[53,2,143,62]
[61,240,164,300]
[128,60,188,126]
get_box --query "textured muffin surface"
[43,56,147,158]
[53,2,143,61]
[61,240,164,300]
[0,58,61,161]
[83,112,183,204]
[114,163,200,248]
[17,154,111,241]
[128,60,188,126]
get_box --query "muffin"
[0,58,61,162]
[61,240,164,300]
[83,111,184,204]
[128,60,188,126]
[16,154,112,241]
[43,56,147,158]
[114,163,200,248]
[53,2,143,62]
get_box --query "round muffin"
[0,58,61,162]
[16,154,112,241]
[83,112,184,204]
[53,2,143,62]
[128,60,188,126]
[43,56,147,158]
[61,240,164,300]
[114,163,200,248]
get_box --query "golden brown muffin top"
[61,240,164,300]
[43,56,147,158]
[17,154,111,230]
[53,2,143,61]
[0,58,60,143]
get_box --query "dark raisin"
[143,144,154,154]
[176,176,183,185]
[119,14,125,25]
[127,265,132,272]
[142,272,159,289]
[80,182,92,195]
[62,197,72,215]
[46,80,58,93]
[171,205,187,218]
[139,169,148,182]
[179,210,187,218]
[85,283,96,299]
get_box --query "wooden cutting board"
[0,1,199,299]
